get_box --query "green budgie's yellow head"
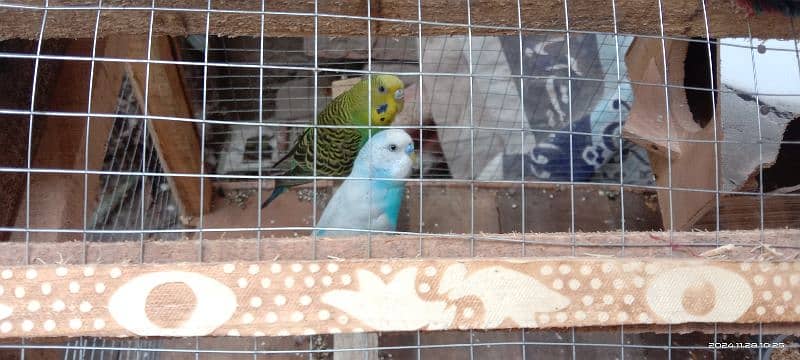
[350,74,405,127]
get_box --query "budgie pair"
[60,76,412,360]
[262,74,414,236]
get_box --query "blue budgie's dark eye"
[378,85,386,93]
[389,144,398,151]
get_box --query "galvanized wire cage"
[0,0,798,359]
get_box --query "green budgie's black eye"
[389,144,398,151]
[378,85,386,93]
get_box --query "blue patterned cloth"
[500,35,654,185]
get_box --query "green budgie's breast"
[302,87,383,171]
[281,77,396,181]
[286,127,362,182]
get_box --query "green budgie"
[261,74,405,209]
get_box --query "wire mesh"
[0,0,798,359]
[88,75,183,243]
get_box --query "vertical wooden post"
[107,36,212,218]
[11,39,122,242]
[623,38,720,230]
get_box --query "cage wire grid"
[0,0,797,359]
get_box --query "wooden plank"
[111,36,212,217]
[496,184,662,233]
[197,183,334,240]
[201,180,796,241]
[0,255,796,338]
[622,39,696,159]
[399,184,502,238]
[647,145,720,232]
[694,193,800,231]
[2,229,797,265]
[83,42,129,235]
[9,39,122,243]
[204,182,657,243]
[623,38,721,231]
[0,0,796,39]
[2,231,798,340]
[0,229,800,265]
[0,342,64,360]
[0,39,68,241]
[334,333,379,360]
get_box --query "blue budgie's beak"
[405,143,417,165]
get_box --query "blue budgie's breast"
[315,178,406,237]
[371,180,405,231]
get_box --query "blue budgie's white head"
[351,129,416,180]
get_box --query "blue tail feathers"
[261,186,287,209]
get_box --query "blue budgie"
[315,129,416,237]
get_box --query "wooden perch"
[0,0,797,40]
[623,37,721,231]
[0,230,795,338]
[0,239,796,338]
[110,36,212,217]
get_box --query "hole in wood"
[761,117,800,192]
[683,39,717,129]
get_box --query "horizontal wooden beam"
[0,253,796,338]
[695,193,800,231]
[1,229,797,266]
[0,0,796,40]
[0,231,795,339]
